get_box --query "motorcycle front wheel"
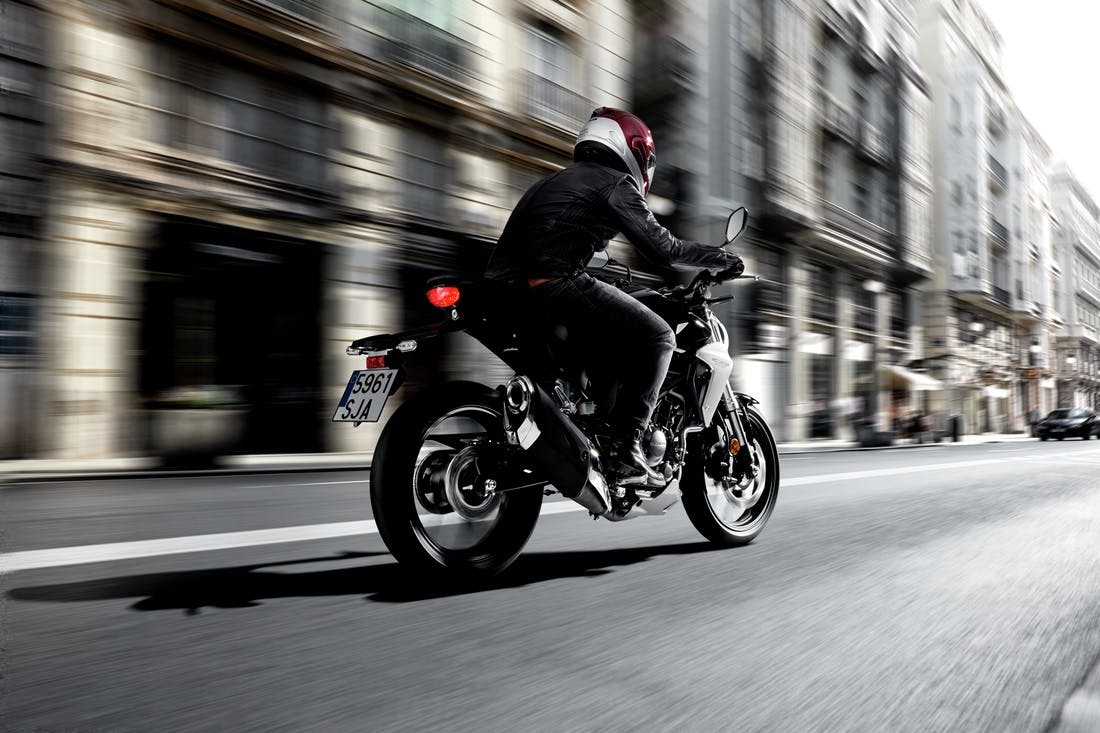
[681,405,779,546]
[370,381,542,578]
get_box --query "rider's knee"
[653,321,675,352]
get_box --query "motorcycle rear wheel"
[370,381,542,579]
[682,405,779,546]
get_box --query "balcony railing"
[368,6,474,87]
[822,93,857,141]
[856,120,891,165]
[520,71,591,132]
[987,106,1006,138]
[987,153,1007,191]
[967,252,982,279]
[822,201,891,256]
[756,282,787,315]
[988,216,1008,249]
[262,0,326,22]
[853,304,876,332]
[891,316,908,341]
[809,293,836,322]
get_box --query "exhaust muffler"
[503,376,608,515]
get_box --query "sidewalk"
[0,433,1036,483]
[777,431,1036,454]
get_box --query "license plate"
[332,369,400,423]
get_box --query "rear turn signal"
[426,285,461,308]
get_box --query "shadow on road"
[7,542,722,612]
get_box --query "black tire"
[370,381,542,579]
[1058,437,1064,441]
[682,405,779,547]
[1040,436,1048,441]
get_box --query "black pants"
[525,273,675,436]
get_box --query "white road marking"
[782,457,1019,486]
[0,502,584,573]
[5,452,1099,573]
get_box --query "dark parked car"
[1036,408,1100,441]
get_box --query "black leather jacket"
[485,161,734,281]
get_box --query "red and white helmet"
[573,107,657,195]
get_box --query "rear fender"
[345,319,461,360]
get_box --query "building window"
[820,141,834,202]
[754,246,787,316]
[853,173,871,221]
[853,285,876,332]
[806,262,836,323]
[155,45,331,191]
[401,128,451,219]
[263,0,327,22]
[356,0,474,83]
[850,83,867,120]
[890,290,907,341]
[521,23,586,130]
[387,0,459,34]
[0,292,33,356]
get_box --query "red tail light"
[426,285,461,308]
[365,355,388,369]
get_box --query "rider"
[485,107,744,481]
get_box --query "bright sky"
[981,1,1100,201]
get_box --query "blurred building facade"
[8,0,634,459]
[1050,162,1100,410]
[0,1,47,457]
[917,0,1058,434]
[640,0,933,442]
[8,0,1100,461]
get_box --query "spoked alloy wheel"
[371,382,542,579]
[682,406,779,546]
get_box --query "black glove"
[715,252,744,280]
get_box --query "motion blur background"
[2,0,1099,462]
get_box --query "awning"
[880,364,943,391]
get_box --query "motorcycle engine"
[643,427,668,466]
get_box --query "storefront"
[140,218,325,457]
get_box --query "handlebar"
[663,268,745,303]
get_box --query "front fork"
[721,385,759,477]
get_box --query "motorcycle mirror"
[725,207,749,244]
[586,250,611,270]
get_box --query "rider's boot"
[606,428,663,483]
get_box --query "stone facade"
[918,0,1058,434]
[11,0,633,458]
[648,0,934,442]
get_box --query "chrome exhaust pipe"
[572,467,609,516]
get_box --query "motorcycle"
[335,208,779,577]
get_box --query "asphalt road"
[3,440,1100,732]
